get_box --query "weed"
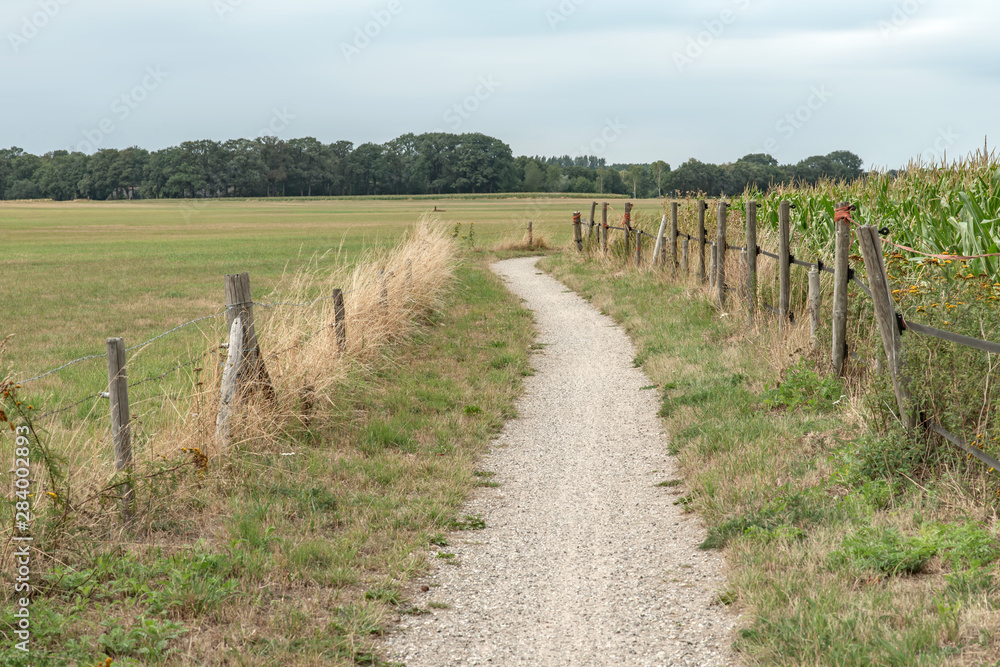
[449,515,486,531]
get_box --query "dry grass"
[0,219,457,558]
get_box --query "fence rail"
[573,199,1000,479]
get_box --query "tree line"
[0,132,864,201]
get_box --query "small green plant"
[763,361,844,413]
[449,515,486,531]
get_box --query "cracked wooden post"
[779,201,792,328]
[832,202,852,376]
[857,224,915,431]
[332,288,347,355]
[652,213,668,267]
[682,237,689,275]
[216,317,245,451]
[224,272,275,401]
[573,212,583,252]
[528,221,533,248]
[634,230,643,266]
[746,200,758,326]
[589,201,597,247]
[106,337,133,523]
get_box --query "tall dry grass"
[0,218,456,560]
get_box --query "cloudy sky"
[2,0,996,169]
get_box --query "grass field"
[0,196,657,387]
[0,196,573,665]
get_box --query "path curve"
[384,256,735,666]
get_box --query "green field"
[0,197,656,379]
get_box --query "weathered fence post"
[832,203,852,376]
[653,213,668,267]
[224,272,275,400]
[601,203,609,254]
[746,200,758,325]
[716,201,728,307]
[709,244,718,289]
[682,237,690,274]
[670,202,679,276]
[216,317,245,451]
[623,203,633,261]
[698,200,708,283]
[778,201,792,328]
[573,211,584,252]
[809,269,821,351]
[106,337,133,522]
[635,231,643,266]
[332,288,347,354]
[589,201,597,246]
[857,224,915,431]
[528,221,533,248]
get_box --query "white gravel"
[382,256,737,666]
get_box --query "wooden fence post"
[333,288,346,354]
[738,250,749,304]
[653,213,669,267]
[601,203,609,254]
[716,201,728,307]
[573,211,584,252]
[216,317,245,451]
[670,203,680,276]
[682,237,690,274]
[528,221,533,248]
[779,201,792,328]
[832,203,852,376]
[698,200,708,283]
[635,231,643,266]
[809,269,821,351]
[106,337,133,522]
[587,201,597,252]
[857,225,916,431]
[224,272,275,400]
[746,200,758,325]
[623,203,633,261]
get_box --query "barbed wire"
[34,393,104,422]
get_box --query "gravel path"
[383,256,736,666]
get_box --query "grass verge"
[0,251,535,666]
[541,252,1000,666]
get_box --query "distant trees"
[0,136,864,201]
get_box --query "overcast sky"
[2,0,996,169]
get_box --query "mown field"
[0,195,645,665]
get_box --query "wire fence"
[580,199,1000,479]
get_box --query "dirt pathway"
[383,256,735,666]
